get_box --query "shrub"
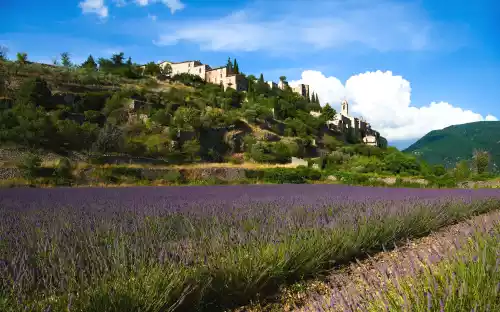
[53,157,73,184]
[228,154,244,164]
[262,167,321,184]
[323,134,342,151]
[17,153,42,181]
[162,170,183,183]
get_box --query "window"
[199,68,201,73]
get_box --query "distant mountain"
[403,121,500,168]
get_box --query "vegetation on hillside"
[1,49,496,187]
[404,121,500,170]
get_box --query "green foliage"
[16,52,28,64]
[382,151,421,174]
[53,157,73,184]
[171,73,205,86]
[323,134,342,151]
[92,124,124,154]
[454,160,470,181]
[16,77,53,109]
[60,52,71,67]
[261,166,321,184]
[321,103,336,121]
[17,153,42,180]
[404,121,500,167]
[161,170,183,183]
[249,141,292,164]
[143,62,162,76]
[173,106,201,130]
[182,139,201,162]
[427,173,458,188]
[473,149,490,174]
[81,55,98,71]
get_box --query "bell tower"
[341,99,349,116]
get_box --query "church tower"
[341,99,349,116]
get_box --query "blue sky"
[1,0,499,148]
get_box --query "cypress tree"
[233,58,239,74]
[259,73,264,83]
[226,57,232,71]
[81,55,97,71]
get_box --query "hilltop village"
[148,59,383,147]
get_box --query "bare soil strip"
[235,210,500,312]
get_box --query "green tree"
[279,76,287,83]
[126,57,132,66]
[97,58,114,70]
[54,157,73,184]
[454,160,470,180]
[173,107,201,130]
[226,57,232,71]
[111,52,125,66]
[259,73,264,83]
[0,46,7,61]
[233,58,239,74]
[143,62,162,76]
[16,52,28,65]
[17,153,42,181]
[183,139,201,162]
[92,124,124,154]
[162,63,172,76]
[323,134,342,151]
[81,55,98,71]
[473,150,490,174]
[432,164,447,176]
[322,103,336,121]
[61,52,71,67]
[16,77,53,109]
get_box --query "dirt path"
[235,210,500,312]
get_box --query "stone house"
[292,83,310,98]
[205,66,248,92]
[151,59,248,92]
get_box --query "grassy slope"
[403,121,500,167]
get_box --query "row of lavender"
[1,185,500,311]
[301,214,500,312]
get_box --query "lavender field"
[1,185,500,311]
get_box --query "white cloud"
[135,0,185,14]
[79,0,108,18]
[290,70,497,141]
[153,1,459,53]
[486,115,498,121]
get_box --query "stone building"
[205,66,248,92]
[267,81,278,89]
[151,59,248,92]
[158,60,210,80]
[312,99,382,147]
[292,84,310,98]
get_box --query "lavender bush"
[1,185,500,311]
[302,218,500,312]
